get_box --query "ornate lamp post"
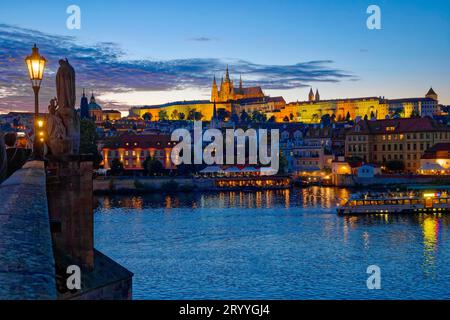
[25,44,46,159]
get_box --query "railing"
[0,161,57,300]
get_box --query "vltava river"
[94,187,450,300]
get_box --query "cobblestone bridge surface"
[0,161,56,300]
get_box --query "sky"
[0,0,450,114]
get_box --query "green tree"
[178,112,186,121]
[194,111,203,121]
[158,110,169,121]
[143,112,152,121]
[251,110,267,123]
[80,119,102,168]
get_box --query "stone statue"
[56,59,80,154]
[46,99,67,156]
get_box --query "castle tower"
[80,89,89,119]
[308,88,315,102]
[211,76,219,102]
[426,87,438,101]
[219,66,234,101]
[315,89,320,101]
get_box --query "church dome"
[88,93,102,110]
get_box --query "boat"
[337,191,450,215]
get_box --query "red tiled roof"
[104,134,174,149]
[348,118,449,135]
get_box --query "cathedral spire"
[308,88,315,102]
[239,74,243,89]
[211,75,219,102]
[225,65,230,82]
[315,89,320,101]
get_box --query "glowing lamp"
[25,44,46,87]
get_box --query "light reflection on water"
[94,187,450,300]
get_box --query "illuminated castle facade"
[129,66,440,123]
[211,66,265,102]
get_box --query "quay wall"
[334,174,448,187]
[94,177,215,193]
[0,161,57,300]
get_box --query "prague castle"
[129,66,441,123]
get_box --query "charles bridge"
[0,157,133,300]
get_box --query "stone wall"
[0,161,57,300]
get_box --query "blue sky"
[1,0,450,113]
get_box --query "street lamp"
[25,44,46,159]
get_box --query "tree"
[194,111,203,121]
[80,119,102,168]
[170,110,179,120]
[187,109,202,121]
[143,112,152,121]
[110,158,124,176]
[289,113,295,121]
[321,114,332,126]
[312,114,319,123]
[143,156,164,176]
[345,112,351,121]
[268,115,276,123]
[178,112,186,121]
[278,152,289,175]
[283,116,290,122]
[217,109,230,121]
[251,110,267,123]
[240,110,250,123]
[158,110,169,121]
[370,111,376,119]
[230,113,240,124]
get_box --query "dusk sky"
[1,0,449,114]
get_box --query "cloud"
[0,23,356,112]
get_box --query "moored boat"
[337,192,450,215]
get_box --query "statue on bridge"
[47,58,80,156]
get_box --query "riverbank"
[93,176,292,195]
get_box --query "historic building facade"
[345,117,450,172]
[101,134,176,172]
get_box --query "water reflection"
[94,187,450,299]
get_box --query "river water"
[94,187,450,300]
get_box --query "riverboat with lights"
[337,192,450,215]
